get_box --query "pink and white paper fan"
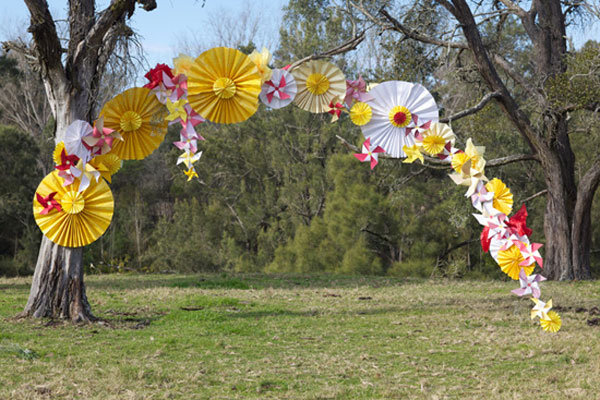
[259,69,297,109]
[361,81,438,158]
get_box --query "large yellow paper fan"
[33,171,114,248]
[292,60,346,113]
[187,47,262,124]
[99,87,168,160]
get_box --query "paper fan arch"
[361,81,438,158]
[291,60,346,113]
[99,87,168,160]
[187,47,262,124]
[259,68,297,109]
[33,171,114,248]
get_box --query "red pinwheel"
[354,137,385,170]
[36,191,61,215]
[327,99,344,122]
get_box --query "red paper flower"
[506,204,533,237]
[143,63,174,89]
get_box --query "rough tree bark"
[3,0,157,322]
[370,0,599,280]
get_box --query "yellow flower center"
[305,73,330,95]
[61,191,85,215]
[388,106,411,128]
[422,135,446,156]
[350,102,372,126]
[213,77,237,99]
[120,111,142,132]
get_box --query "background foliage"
[0,0,598,278]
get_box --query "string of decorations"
[32,46,560,332]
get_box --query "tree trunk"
[21,236,93,322]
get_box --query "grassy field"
[0,274,599,399]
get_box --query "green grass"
[1,273,599,399]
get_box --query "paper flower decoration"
[531,298,552,320]
[326,97,345,122]
[402,144,424,164]
[511,270,546,298]
[55,148,81,186]
[361,81,438,158]
[248,47,272,84]
[344,75,374,107]
[350,102,372,126]
[497,244,534,280]
[53,142,66,165]
[506,204,532,237]
[177,150,202,169]
[166,98,188,124]
[259,68,297,109]
[354,137,385,169]
[517,241,544,268]
[485,178,513,215]
[470,181,496,215]
[89,153,122,183]
[417,122,455,156]
[99,87,168,160]
[144,63,174,89]
[173,54,195,76]
[184,167,198,181]
[82,117,120,156]
[187,47,261,124]
[291,60,346,113]
[64,120,93,163]
[36,192,61,215]
[33,170,114,247]
[540,311,561,332]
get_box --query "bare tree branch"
[288,31,366,71]
[521,189,548,203]
[440,90,501,123]
[379,9,468,49]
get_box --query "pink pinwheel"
[259,69,297,109]
[344,75,374,107]
[82,117,119,156]
[512,269,546,298]
[174,134,198,154]
[55,149,80,186]
[409,114,432,141]
[179,119,205,141]
[184,103,205,126]
[36,192,61,215]
[354,137,385,170]
[517,241,544,268]
[470,181,496,215]
[163,73,188,101]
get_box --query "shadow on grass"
[221,306,407,319]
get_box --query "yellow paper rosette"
[419,122,455,156]
[187,47,262,124]
[90,153,122,183]
[33,171,114,248]
[350,102,372,126]
[291,60,346,113]
[496,245,533,280]
[485,178,513,215]
[53,141,66,165]
[540,311,561,332]
[172,53,195,76]
[99,87,168,160]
